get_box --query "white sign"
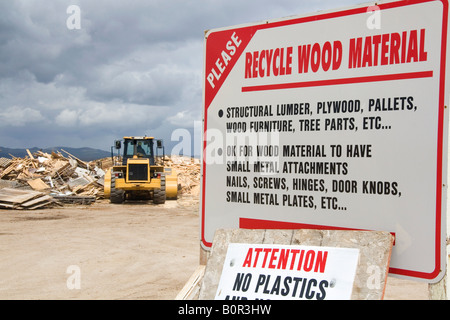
[215,243,359,300]
[201,0,448,282]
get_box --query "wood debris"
[156,155,201,197]
[0,149,105,208]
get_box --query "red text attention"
[242,247,329,273]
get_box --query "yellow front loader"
[104,136,178,204]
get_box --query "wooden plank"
[27,178,50,191]
[0,201,15,209]
[20,195,52,208]
[60,149,88,169]
[0,192,52,210]
[0,188,43,204]
[26,202,52,210]
[26,149,34,160]
[26,149,37,169]
[175,265,206,300]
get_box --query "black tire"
[110,173,124,204]
[153,175,166,204]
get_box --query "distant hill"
[0,146,111,162]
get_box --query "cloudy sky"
[0,0,363,155]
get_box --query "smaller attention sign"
[215,243,359,300]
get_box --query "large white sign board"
[201,0,449,282]
[215,243,359,300]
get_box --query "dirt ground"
[0,195,429,300]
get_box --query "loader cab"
[122,137,155,165]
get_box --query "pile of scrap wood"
[157,155,201,197]
[0,149,107,208]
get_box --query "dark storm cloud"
[0,0,362,152]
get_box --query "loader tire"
[110,174,124,204]
[153,175,166,204]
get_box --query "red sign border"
[202,0,448,282]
